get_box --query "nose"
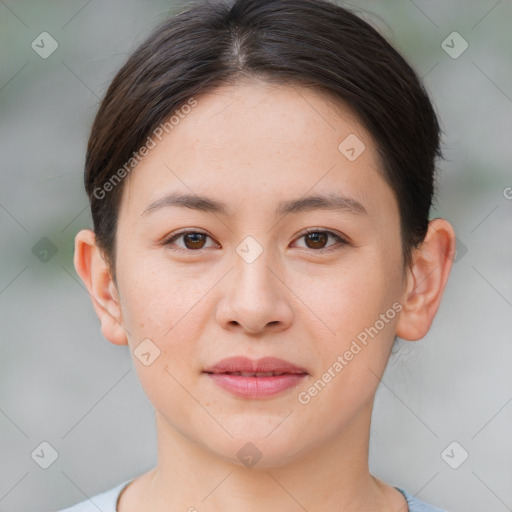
[215,247,293,336]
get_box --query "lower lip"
[205,373,307,398]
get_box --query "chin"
[201,426,311,470]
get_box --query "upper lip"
[203,356,308,375]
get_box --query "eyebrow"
[141,191,368,217]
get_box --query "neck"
[120,399,405,512]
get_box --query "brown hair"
[85,0,442,280]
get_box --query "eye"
[292,229,348,251]
[163,228,349,253]
[163,230,218,251]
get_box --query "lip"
[203,356,308,399]
[204,356,308,375]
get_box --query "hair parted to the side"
[85,0,442,281]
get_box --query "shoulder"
[395,487,448,512]
[54,479,133,512]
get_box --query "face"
[113,80,406,466]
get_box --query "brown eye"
[304,232,328,249]
[164,229,348,253]
[294,230,347,251]
[164,231,217,251]
[182,232,207,249]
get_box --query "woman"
[61,0,455,510]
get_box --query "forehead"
[120,80,397,222]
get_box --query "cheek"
[299,251,402,380]
[117,255,232,388]
[117,249,195,325]
[117,260,205,405]
[300,262,394,337]
[296,266,400,422]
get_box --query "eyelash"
[162,228,350,253]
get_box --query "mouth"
[203,355,308,375]
[203,356,308,398]
[210,371,301,377]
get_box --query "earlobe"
[73,229,128,346]
[396,218,456,341]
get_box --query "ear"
[73,229,128,346]
[396,218,456,341]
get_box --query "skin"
[74,79,455,512]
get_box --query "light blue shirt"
[56,479,447,511]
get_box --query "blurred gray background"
[1,1,511,511]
